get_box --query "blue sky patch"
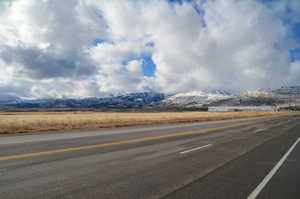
[91,38,105,46]
[121,54,156,77]
[290,48,300,62]
[91,38,115,47]
[168,0,192,4]
[141,55,156,77]
[292,23,300,43]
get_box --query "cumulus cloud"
[0,0,300,99]
[90,41,152,64]
[0,45,96,79]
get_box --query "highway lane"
[0,115,286,156]
[0,114,299,199]
[255,137,300,199]
[163,116,300,199]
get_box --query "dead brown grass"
[0,111,293,134]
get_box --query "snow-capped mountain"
[272,86,300,101]
[161,90,232,108]
[240,89,274,98]
[210,89,284,106]
[1,86,298,110]
[273,86,300,95]
[0,92,166,109]
[272,86,300,104]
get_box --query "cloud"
[95,60,148,94]
[0,45,97,79]
[151,0,294,92]
[90,41,152,64]
[266,0,300,24]
[0,0,300,99]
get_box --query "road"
[0,114,299,199]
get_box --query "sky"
[0,0,300,99]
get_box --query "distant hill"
[272,86,300,104]
[159,90,231,108]
[1,86,300,110]
[0,92,166,110]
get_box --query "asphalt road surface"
[0,114,299,199]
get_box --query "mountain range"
[1,86,299,110]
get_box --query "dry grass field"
[0,111,292,134]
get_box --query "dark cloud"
[0,45,97,79]
[0,81,31,100]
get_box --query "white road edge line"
[247,137,300,199]
[180,144,212,154]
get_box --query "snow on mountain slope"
[240,89,274,98]
[162,90,232,107]
[273,86,300,97]
[1,87,297,110]
[0,92,166,109]
[210,89,284,107]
